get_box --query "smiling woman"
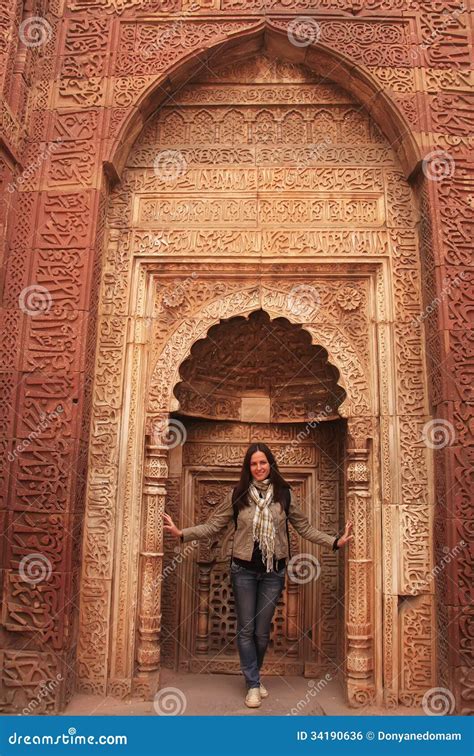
[163,442,352,709]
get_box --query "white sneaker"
[245,687,262,708]
[259,682,268,698]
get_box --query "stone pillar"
[133,432,168,699]
[345,422,375,707]
[286,581,299,659]
[195,563,212,656]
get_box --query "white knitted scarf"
[249,477,276,572]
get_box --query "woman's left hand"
[336,521,354,549]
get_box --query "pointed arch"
[105,21,421,182]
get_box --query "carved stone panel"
[4,7,466,714]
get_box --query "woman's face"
[250,450,271,481]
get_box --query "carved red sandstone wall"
[0,0,472,714]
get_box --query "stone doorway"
[161,418,346,679]
[160,310,347,679]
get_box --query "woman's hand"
[163,512,183,539]
[336,521,354,549]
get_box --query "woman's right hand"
[163,512,183,539]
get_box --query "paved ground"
[63,670,424,717]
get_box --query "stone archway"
[158,311,349,681]
[137,301,375,706]
[107,21,420,182]
[76,47,434,711]
[147,287,370,420]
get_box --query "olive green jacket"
[181,489,338,560]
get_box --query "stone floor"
[63,670,424,717]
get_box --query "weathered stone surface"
[0,0,471,715]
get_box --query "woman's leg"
[231,563,260,689]
[254,567,286,673]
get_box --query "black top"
[232,534,339,573]
[232,542,287,573]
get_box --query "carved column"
[286,582,299,659]
[133,432,168,699]
[195,563,212,655]
[345,420,375,707]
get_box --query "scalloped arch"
[146,288,371,420]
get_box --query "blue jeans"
[230,560,286,689]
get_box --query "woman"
[163,442,353,709]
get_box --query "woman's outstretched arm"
[163,490,234,543]
[287,491,353,550]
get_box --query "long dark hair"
[232,443,292,513]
